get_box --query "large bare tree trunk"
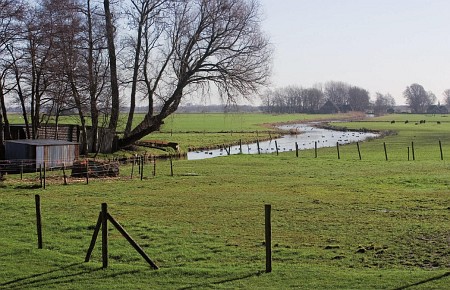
[104,0,120,131]
[87,0,99,152]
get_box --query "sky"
[259,0,450,105]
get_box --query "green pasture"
[2,113,450,289]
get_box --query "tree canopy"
[0,0,272,152]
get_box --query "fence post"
[275,141,279,156]
[439,140,444,161]
[140,157,144,180]
[170,157,173,176]
[86,161,89,185]
[43,162,46,189]
[257,140,261,154]
[20,161,23,180]
[265,204,272,273]
[35,194,43,249]
[315,142,318,158]
[239,139,242,154]
[153,156,156,177]
[336,142,340,160]
[102,203,108,269]
[39,164,42,188]
[295,142,299,158]
[411,141,415,161]
[62,163,67,185]
[407,147,410,161]
[357,142,361,160]
[384,142,388,161]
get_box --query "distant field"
[2,113,450,289]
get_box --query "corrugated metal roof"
[5,139,79,146]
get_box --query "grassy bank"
[1,113,450,289]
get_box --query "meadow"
[2,113,450,289]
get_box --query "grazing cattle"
[391,120,395,124]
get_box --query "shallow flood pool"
[187,123,378,160]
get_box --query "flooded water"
[187,123,378,160]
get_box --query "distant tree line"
[262,81,450,115]
[261,81,371,114]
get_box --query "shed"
[5,139,79,169]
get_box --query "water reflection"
[187,123,378,160]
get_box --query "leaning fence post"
[265,204,272,273]
[102,203,108,269]
[384,142,388,161]
[257,140,261,154]
[357,142,361,160]
[35,194,43,249]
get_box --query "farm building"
[5,139,79,169]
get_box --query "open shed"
[5,139,79,169]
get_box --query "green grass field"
[2,113,450,289]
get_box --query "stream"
[187,123,378,160]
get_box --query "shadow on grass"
[394,272,450,290]
[0,262,140,289]
[178,271,264,290]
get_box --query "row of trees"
[0,0,271,153]
[262,81,379,114]
[263,82,450,115]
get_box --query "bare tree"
[374,92,395,116]
[324,81,349,107]
[403,83,435,113]
[0,0,26,140]
[443,89,450,109]
[106,0,271,149]
[348,86,370,112]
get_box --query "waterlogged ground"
[188,123,378,160]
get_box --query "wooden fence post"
[43,162,46,189]
[411,141,415,161]
[336,142,340,160]
[439,140,444,161]
[295,142,299,158]
[407,147,410,161]
[140,157,144,180]
[102,203,108,269]
[275,141,279,156]
[257,140,261,154]
[357,142,361,160]
[384,142,388,161]
[35,194,43,249]
[39,164,42,188]
[62,163,67,185]
[265,204,272,273]
[239,139,242,154]
[170,157,173,176]
[86,161,89,185]
[85,212,102,262]
[315,141,318,158]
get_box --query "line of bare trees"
[0,0,272,153]
[262,81,372,114]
